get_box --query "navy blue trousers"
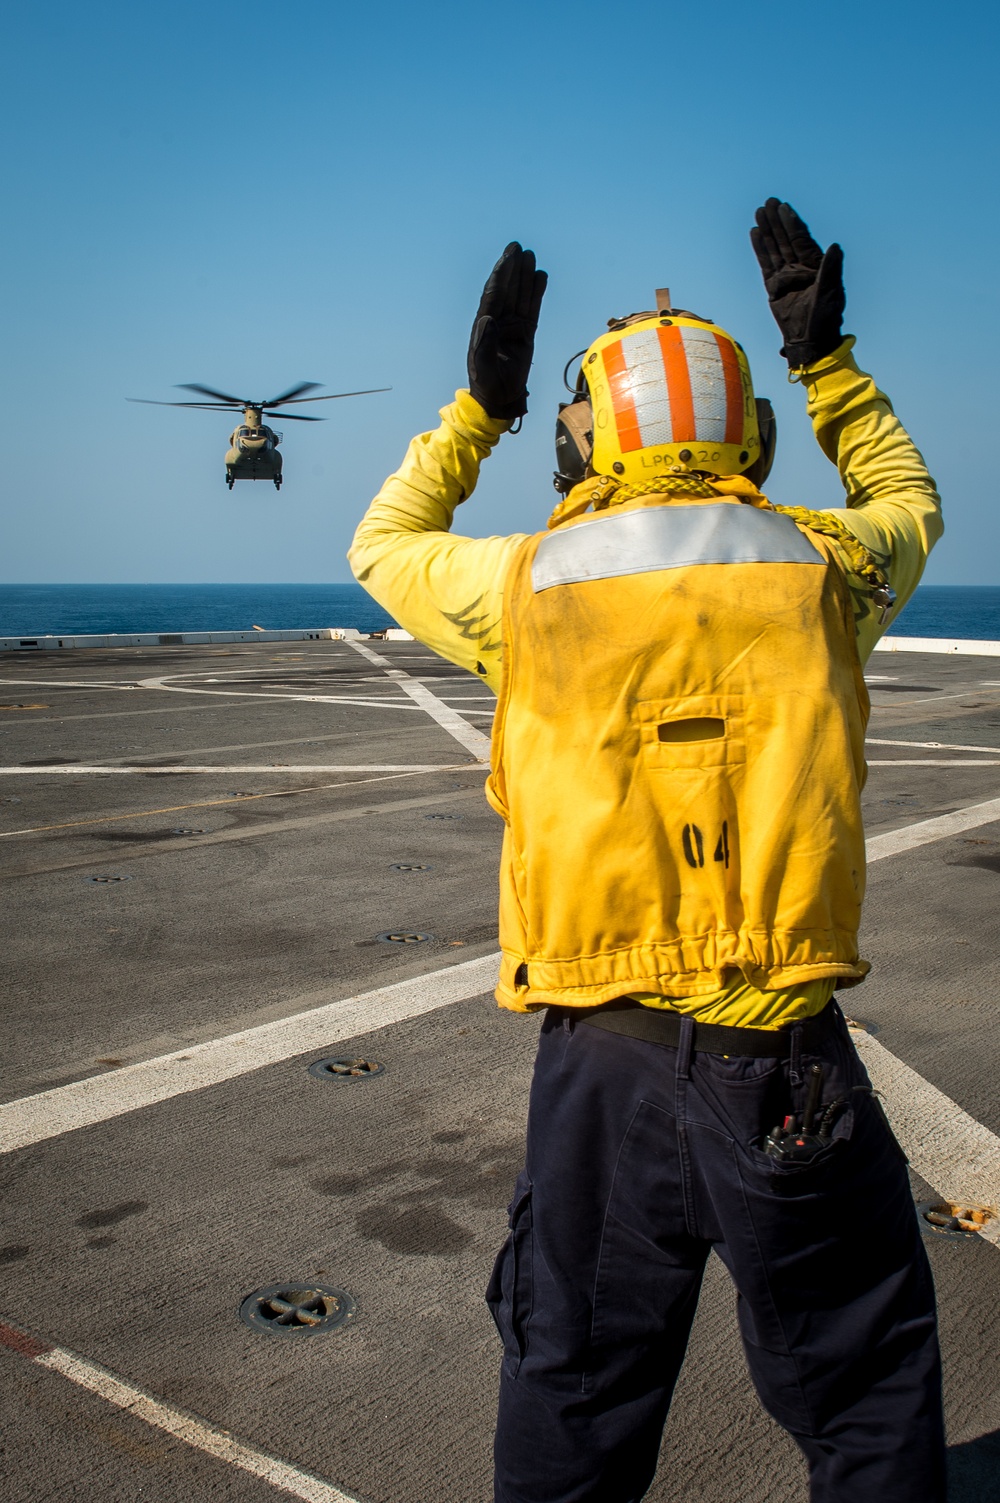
[488,1007,945,1503]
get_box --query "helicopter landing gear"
[273,476,282,490]
[226,474,235,490]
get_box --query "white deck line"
[848,1030,1000,1237]
[14,1339,359,1502]
[874,636,1000,657]
[867,760,1000,766]
[135,680,436,711]
[348,640,491,761]
[0,679,139,690]
[0,764,452,775]
[0,1328,354,1503]
[868,738,1000,754]
[865,796,1000,861]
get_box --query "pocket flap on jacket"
[637,695,746,769]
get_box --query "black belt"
[571,998,838,1058]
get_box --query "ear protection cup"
[553,391,594,493]
[745,397,776,488]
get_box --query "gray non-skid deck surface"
[1,641,999,1500]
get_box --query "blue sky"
[2,0,997,584]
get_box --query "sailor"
[349,200,945,1503]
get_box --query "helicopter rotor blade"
[262,382,323,407]
[262,410,325,421]
[176,382,249,405]
[270,386,392,405]
[127,398,243,410]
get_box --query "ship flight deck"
[0,635,998,1502]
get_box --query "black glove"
[467,242,547,421]
[750,199,845,368]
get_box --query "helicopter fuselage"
[225,408,283,488]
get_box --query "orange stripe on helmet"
[656,325,695,441]
[715,333,745,446]
[602,338,644,452]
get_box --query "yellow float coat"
[349,339,943,1026]
[486,503,870,1010]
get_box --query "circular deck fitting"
[171,827,209,836]
[308,1056,385,1081]
[85,875,133,884]
[390,863,433,872]
[239,1283,356,1337]
[1,797,22,804]
[844,1017,880,1036]
[376,931,435,944]
[916,1200,994,1240]
[425,813,462,820]
[227,791,256,799]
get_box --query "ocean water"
[0,583,394,637]
[1,582,999,642]
[890,586,1000,641]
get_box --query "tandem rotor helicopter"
[128,381,390,489]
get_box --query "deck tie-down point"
[239,1283,357,1337]
[376,931,434,944]
[425,813,462,820]
[308,1056,385,1081]
[86,875,132,884]
[391,863,433,871]
[171,827,208,836]
[916,1200,995,1240]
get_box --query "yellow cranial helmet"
[554,299,774,492]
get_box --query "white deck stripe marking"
[0,954,500,1153]
[865,796,1000,862]
[848,1030,1000,1242]
[0,764,452,775]
[32,1345,359,1502]
[0,679,139,690]
[867,760,1000,766]
[868,737,1000,754]
[137,680,435,711]
[875,688,1000,706]
[348,641,491,761]
[873,636,1000,657]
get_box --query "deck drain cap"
[391,863,433,871]
[377,931,434,944]
[171,827,209,835]
[916,1200,994,1240]
[425,813,462,820]
[86,875,133,884]
[309,1056,385,1081]
[239,1283,356,1337]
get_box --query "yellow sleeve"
[799,337,943,663]
[347,389,528,692]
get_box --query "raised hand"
[467,242,548,421]
[750,199,845,369]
